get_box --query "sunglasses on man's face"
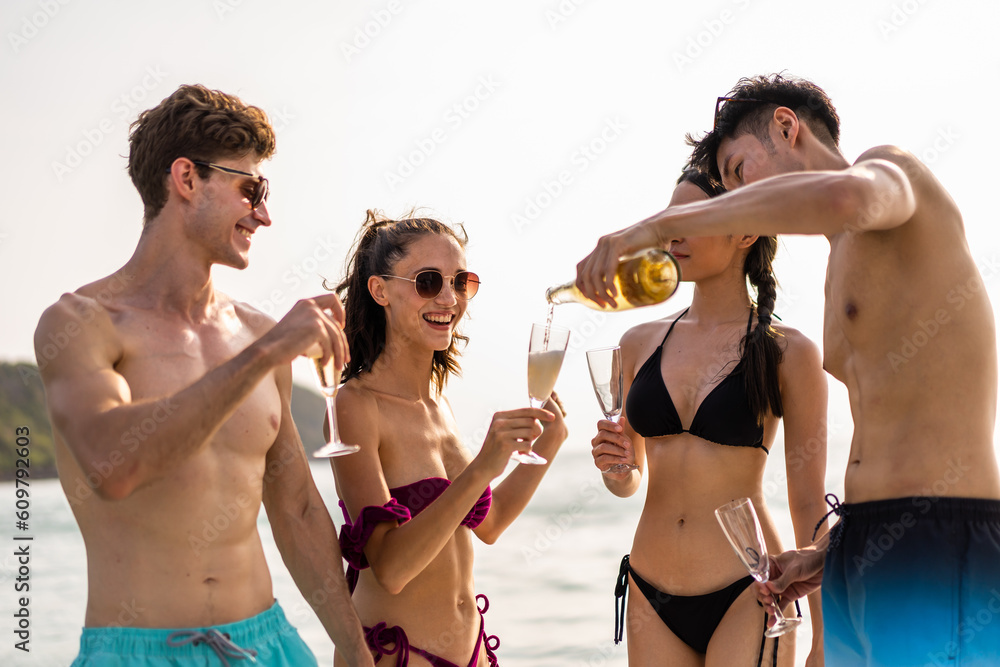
[165,160,269,209]
[380,270,481,300]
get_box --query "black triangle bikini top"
[624,308,767,452]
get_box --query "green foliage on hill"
[0,363,56,480]
[0,362,328,480]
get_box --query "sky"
[4,0,999,471]
[2,0,1000,664]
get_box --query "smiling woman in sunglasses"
[326,210,567,667]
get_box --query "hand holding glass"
[516,323,569,465]
[310,351,361,458]
[586,346,637,474]
[714,497,800,637]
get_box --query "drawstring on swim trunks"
[813,493,845,549]
[165,629,258,666]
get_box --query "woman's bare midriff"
[347,529,483,665]
[628,433,783,596]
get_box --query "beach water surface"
[0,444,833,666]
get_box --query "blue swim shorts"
[823,496,1000,667]
[71,600,317,666]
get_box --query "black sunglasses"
[380,270,481,300]
[165,160,269,209]
[713,97,769,131]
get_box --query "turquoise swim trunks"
[71,600,317,666]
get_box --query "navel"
[845,302,858,319]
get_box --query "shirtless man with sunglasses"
[34,85,374,666]
[575,74,1000,666]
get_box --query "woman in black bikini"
[592,170,828,666]
[329,211,567,666]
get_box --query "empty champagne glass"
[310,352,361,458]
[516,323,569,465]
[715,497,801,637]
[586,345,637,474]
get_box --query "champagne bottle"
[545,248,681,311]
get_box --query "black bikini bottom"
[615,554,783,665]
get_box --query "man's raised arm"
[36,291,347,500]
[575,150,917,307]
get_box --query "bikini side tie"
[812,493,848,552]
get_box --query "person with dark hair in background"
[593,170,827,666]
[328,210,568,666]
[576,73,1000,666]
[34,84,373,666]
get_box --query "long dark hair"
[330,210,469,393]
[740,236,783,423]
[677,170,783,423]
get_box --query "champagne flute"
[310,352,361,458]
[516,323,570,465]
[586,346,637,474]
[714,497,801,637]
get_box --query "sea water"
[0,443,833,666]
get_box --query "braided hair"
[330,209,469,392]
[676,170,783,423]
[740,236,783,423]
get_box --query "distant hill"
[0,362,330,480]
[0,363,57,480]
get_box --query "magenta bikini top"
[338,477,492,593]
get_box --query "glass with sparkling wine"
[310,352,360,458]
[516,323,569,465]
[586,345,636,474]
[715,497,801,637]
